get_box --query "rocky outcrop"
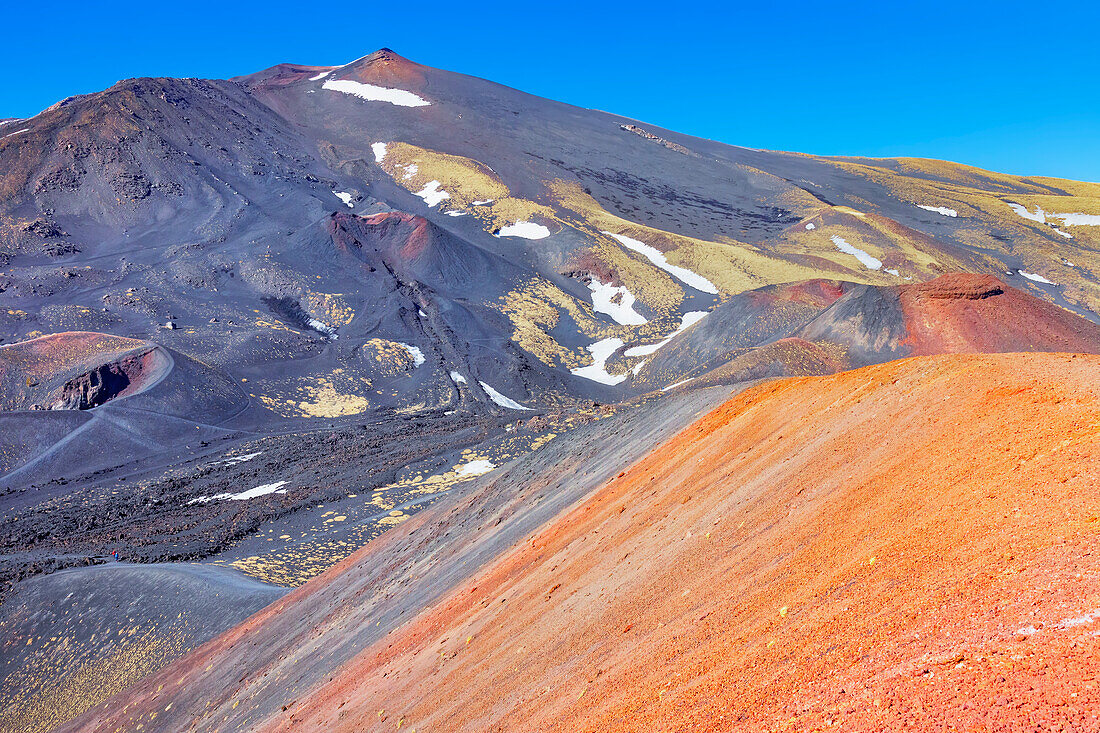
[48,351,150,410]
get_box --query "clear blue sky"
[3,0,1098,181]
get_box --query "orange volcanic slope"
[261,353,1100,732]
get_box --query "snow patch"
[445,211,468,217]
[662,378,694,392]
[309,70,332,81]
[398,343,425,367]
[1,128,29,139]
[472,199,494,206]
[1055,212,1100,227]
[399,163,419,180]
[479,381,532,410]
[496,221,551,239]
[414,181,449,208]
[885,268,900,277]
[831,235,882,271]
[916,204,958,217]
[1007,203,1046,223]
[456,459,496,477]
[449,371,467,384]
[334,191,354,208]
[571,337,628,385]
[805,222,816,230]
[587,279,647,326]
[308,318,338,339]
[223,451,262,466]
[189,481,288,504]
[603,231,718,294]
[624,311,708,357]
[371,142,387,162]
[1055,229,1073,239]
[322,79,430,107]
[1018,270,1056,285]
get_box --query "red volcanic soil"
[899,273,1100,355]
[259,353,1100,732]
[0,331,163,410]
[753,278,849,310]
[328,211,431,261]
[341,48,427,88]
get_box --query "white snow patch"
[308,318,338,338]
[479,381,532,410]
[334,191,354,208]
[309,70,332,81]
[916,204,958,217]
[496,221,551,239]
[371,142,387,162]
[223,451,262,466]
[399,163,419,180]
[445,211,468,217]
[189,481,288,504]
[418,309,428,317]
[398,343,425,367]
[1064,260,1076,267]
[624,311,708,357]
[662,378,694,392]
[1054,212,1100,227]
[1,128,29,139]
[831,235,882,271]
[631,360,647,376]
[322,79,430,107]
[603,231,718,294]
[1008,203,1047,223]
[472,199,494,206]
[0,119,17,127]
[449,370,467,384]
[456,459,496,477]
[571,337,628,385]
[1007,203,1099,228]
[587,279,647,326]
[885,268,900,277]
[1018,270,1056,285]
[805,222,816,230]
[1055,229,1073,239]
[414,181,449,208]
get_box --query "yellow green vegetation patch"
[378,142,556,233]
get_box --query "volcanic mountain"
[2,48,1100,733]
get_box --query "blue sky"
[3,0,1098,181]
